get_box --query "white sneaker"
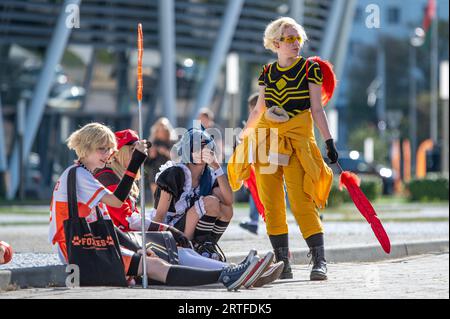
[243,251,274,289]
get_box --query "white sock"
[177,248,227,270]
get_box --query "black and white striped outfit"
[152,161,218,229]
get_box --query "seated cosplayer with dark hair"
[150,128,236,262]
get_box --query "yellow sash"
[227,110,333,209]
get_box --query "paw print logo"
[106,236,115,246]
[72,236,81,246]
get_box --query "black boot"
[274,247,293,279]
[308,245,327,281]
[193,235,227,262]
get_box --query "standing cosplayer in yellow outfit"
[228,17,338,281]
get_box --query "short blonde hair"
[263,17,308,53]
[66,123,117,159]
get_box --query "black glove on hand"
[167,226,191,248]
[325,139,339,164]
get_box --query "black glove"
[325,139,339,164]
[167,226,191,248]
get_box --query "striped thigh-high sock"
[194,215,217,240]
[211,220,230,244]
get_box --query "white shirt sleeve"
[76,168,112,208]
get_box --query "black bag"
[63,166,127,287]
[122,231,179,264]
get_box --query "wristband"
[124,170,137,179]
[147,222,165,232]
[128,150,147,173]
[213,166,225,177]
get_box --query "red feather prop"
[243,167,266,222]
[339,171,391,253]
[307,56,337,106]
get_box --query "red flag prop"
[422,0,436,33]
[243,166,266,222]
[137,23,143,102]
[338,168,391,253]
[136,23,148,289]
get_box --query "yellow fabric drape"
[228,110,333,209]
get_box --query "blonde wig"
[263,17,308,53]
[66,123,117,160]
[109,144,140,199]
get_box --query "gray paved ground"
[0,204,448,270]
[1,204,448,253]
[1,253,448,299]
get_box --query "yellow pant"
[255,155,323,239]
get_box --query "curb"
[0,265,66,290]
[227,239,449,264]
[1,240,448,290]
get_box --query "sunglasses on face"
[97,147,114,155]
[279,35,302,44]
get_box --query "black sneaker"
[219,256,260,291]
[194,237,227,262]
[239,221,258,235]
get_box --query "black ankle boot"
[193,235,226,262]
[308,245,327,281]
[274,247,293,279]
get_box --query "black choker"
[77,161,93,174]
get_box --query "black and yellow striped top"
[258,56,323,118]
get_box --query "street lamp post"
[376,43,387,137]
[440,61,449,174]
[17,97,26,200]
[409,27,425,176]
